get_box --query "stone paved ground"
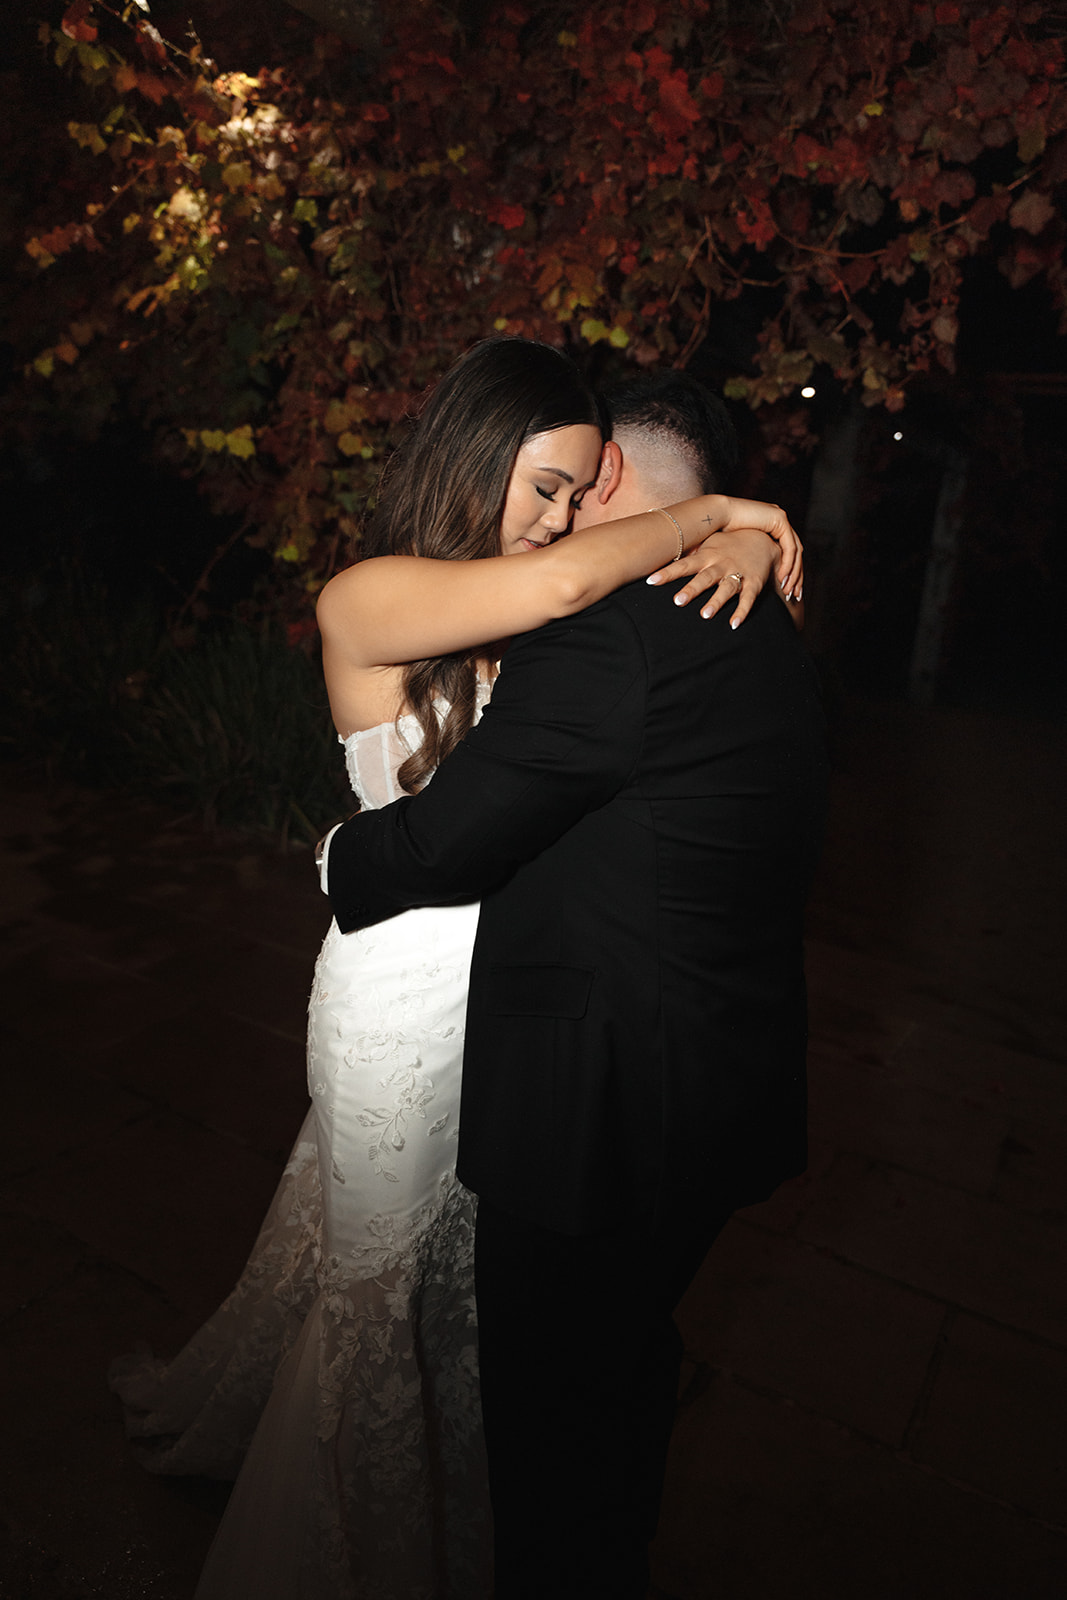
[1,696,1065,1600]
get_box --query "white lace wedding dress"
[110,699,492,1600]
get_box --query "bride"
[111,337,801,1600]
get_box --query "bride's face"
[498,424,603,556]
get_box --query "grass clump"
[2,576,351,844]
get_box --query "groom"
[325,371,827,1597]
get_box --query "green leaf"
[76,42,110,73]
[1017,120,1045,164]
[68,121,107,156]
[807,334,850,370]
[222,161,252,192]
[25,238,56,269]
[225,425,256,459]
[580,318,610,343]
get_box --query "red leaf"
[643,46,673,83]
[1003,39,1039,78]
[828,136,866,185]
[965,192,1012,236]
[791,133,825,173]
[943,121,984,162]
[945,45,977,87]
[894,98,928,144]
[932,168,976,207]
[736,198,776,248]
[931,310,959,344]
[38,222,82,255]
[699,72,724,101]
[61,0,97,43]
[658,72,700,127]
[969,7,1012,58]
[981,117,1013,147]
[488,201,526,230]
[135,21,168,65]
[841,256,875,293]
[647,139,685,175]
[921,78,954,114]
[1001,240,1049,289]
[1009,189,1055,235]
[882,236,913,284]
[625,0,657,33]
[137,73,169,105]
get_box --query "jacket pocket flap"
[486,964,595,1019]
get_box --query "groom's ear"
[595,440,624,505]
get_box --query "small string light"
[800,385,816,399]
[893,431,903,441]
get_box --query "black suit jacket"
[327,581,828,1235]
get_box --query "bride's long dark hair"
[361,337,606,792]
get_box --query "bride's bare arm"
[316,495,799,671]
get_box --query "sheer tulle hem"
[111,1116,492,1599]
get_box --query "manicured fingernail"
[730,615,740,630]
[646,573,661,584]
[796,585,803,600]
[674,592,688,605]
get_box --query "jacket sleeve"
[326,598,645,933]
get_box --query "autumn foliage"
[10,0,1066,588]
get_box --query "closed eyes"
[537,484,590,507]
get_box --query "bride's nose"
[541,503,571,536]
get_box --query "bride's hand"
[646,496,803,627]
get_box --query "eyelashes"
[537,485,588,507]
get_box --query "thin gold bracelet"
[650,506,685,562]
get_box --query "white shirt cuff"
[316,822,343,895]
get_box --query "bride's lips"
[521,538,547,551]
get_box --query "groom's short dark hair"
[602,371,739,494]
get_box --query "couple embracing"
[113,338,827,1599]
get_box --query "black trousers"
[475,1197,730,1599]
